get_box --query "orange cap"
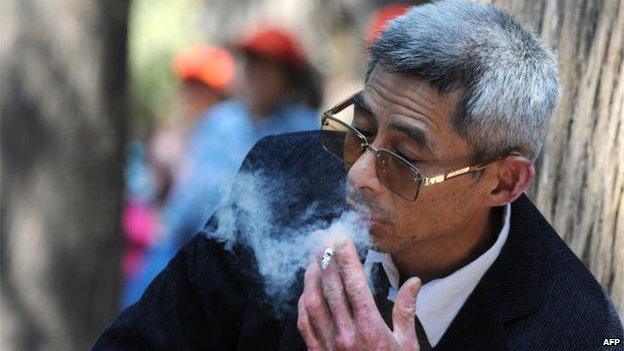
[172,45,235,94]
[238,27,306,69]
[366,4,409,46]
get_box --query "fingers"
[304,235,412,350]
[392,277,421,347]
[319,252,356,346]
[297,296,321,350]
[302,261,334,347]
[333,237,378,323]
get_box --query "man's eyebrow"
[353,92,377,127]
[353,93,373,115]
[388,120,434,152]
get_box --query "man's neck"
[393,206,504,283]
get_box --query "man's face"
[346,69,486,255]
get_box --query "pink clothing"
[122,200,159,278]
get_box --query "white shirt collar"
[363,203,511,347]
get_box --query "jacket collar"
[436,194,548,350]
[474,194,547,321]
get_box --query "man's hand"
[297,236,422,351]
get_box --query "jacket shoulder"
[539,244,623,337]
[506,197,623,349]
[509,262,624,350]
[246,131,321,157]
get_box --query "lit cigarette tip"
[321,247,334,270]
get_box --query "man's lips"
[346,197,388,224]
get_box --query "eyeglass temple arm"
[420,166,475,187]
[419,152,522,187]
[323,93,359,118]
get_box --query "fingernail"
[411,278,421,295]
[335,236,348,248]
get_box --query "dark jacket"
[93,131,623,350]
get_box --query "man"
[93,1,623,350]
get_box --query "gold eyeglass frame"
[321,92,520,201]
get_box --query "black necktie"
[371,262,432,350]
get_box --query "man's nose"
[346,149,384,197]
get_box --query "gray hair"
[368,0,559,161]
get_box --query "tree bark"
[1,0,128,350]
[482,0,624,315]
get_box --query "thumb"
[392,277,421,341]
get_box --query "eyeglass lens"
[321,111,421,201]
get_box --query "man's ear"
[483,156,535,207]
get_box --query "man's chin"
[369,226,393,253]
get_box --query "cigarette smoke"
[202,170,372,314]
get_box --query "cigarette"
[321,247,334,270]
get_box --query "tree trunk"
[1,0,128,350]
[482,0,624,315]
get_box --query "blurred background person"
[237,27,323,121]
[148,44,236,205]
[121,44,236,306]
[124,26,322,306]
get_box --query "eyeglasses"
[321,92,518,201]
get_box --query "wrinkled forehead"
[364,67,458,103]
[360,69,461,131]
[365,67,429,93]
